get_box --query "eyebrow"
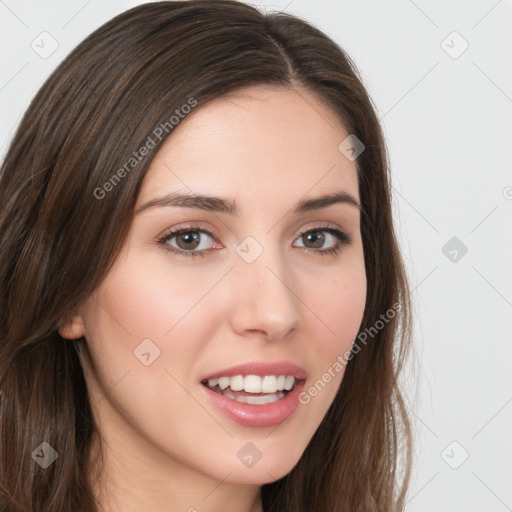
[135,190,361,215]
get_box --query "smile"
[199,362,307,427]
[202,374,296,405]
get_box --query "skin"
[59,85,367,512]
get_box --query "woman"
[0,1,413,510]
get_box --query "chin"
[219,442,306,485]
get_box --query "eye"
[156,225,352,259]
[293,227,351,256]
[157,225,216,258]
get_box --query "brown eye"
[157,226,217,259]
[174,231,202,250]
[300,230,326,249]
[293,227,351,254]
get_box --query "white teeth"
[205,374,296,394]
[244,375,262,393]
[230,375,244,392]
[218,377,230,390]
[261,376,277,393]
[216,388,285,404]
[235,392,284,405]
[284,376,295,391]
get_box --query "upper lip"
[201,361,307,382]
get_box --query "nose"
[228,245,301,341]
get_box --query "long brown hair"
[0,1,413,510]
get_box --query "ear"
[58,313,86,340]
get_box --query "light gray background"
[1,1,511,510]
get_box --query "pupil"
[305,231,324,248]
[178,231,199,249]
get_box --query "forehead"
[136,85,359,210]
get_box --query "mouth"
[201,374,297,405]
[199,361,307,428]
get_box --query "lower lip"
[200,381,305,428]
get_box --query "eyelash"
[156,224,352,259]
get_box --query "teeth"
[205,374,296,394]
[215,388,285,404]
[235,392,284,404]
[230,375,244,391]
[218,377,230,390]
[284,375,295,391]
[244,375,262,393]
[261,376,277,393]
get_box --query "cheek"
[321,276,366,346]
[301,256,367,396]
[90,253,221,338]
[311,256,367,348]
[82,254,227,385]
[79,262,231,457]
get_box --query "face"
[61,85,366,488]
